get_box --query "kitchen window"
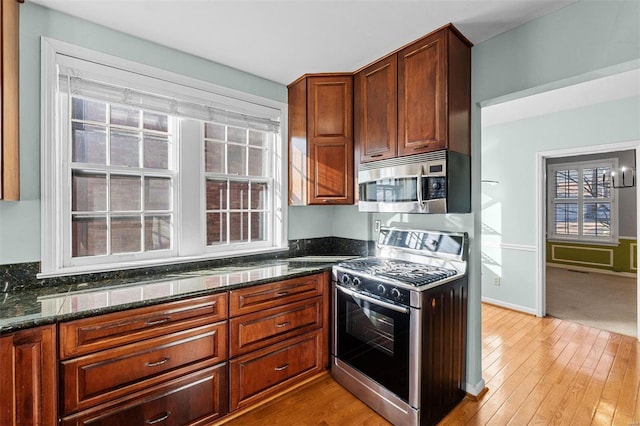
[547,159,618,243]
[41,39,287,276]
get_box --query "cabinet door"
[61,364,227,426]
[0,325,57,426]
[355,55,397,162]
[61,322,227,414]
[229,330,323,411]
[307,76,354,204]
[229,296,322,357]
[0,0,20,200]
[397,30,447,156]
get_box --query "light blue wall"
[470,0,640,390]
[0,2,287,263]
[481,96,640,310]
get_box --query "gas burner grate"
[338,258,457,287]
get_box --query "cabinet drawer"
[60,293,228,359]
[62,322,227,414]
[229,296,322,357]
[61,363,227,426]
[229,274,324,317]
[229,330,323,411]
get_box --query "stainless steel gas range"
[331,226,468,426]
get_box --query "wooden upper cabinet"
[288,74,354,205]
[398,25,471,157]
[0,325,58,426]
[355,55,397,162]
[1,0,21,201]
[397,30,447,156]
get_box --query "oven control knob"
[341,274,352,285]
[376,284,386,295]
[391,288,402,300]
[431,181,441,190]
[352,277,361,287]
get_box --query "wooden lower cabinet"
[0,325,57,426]
[229,330,323,411]
[61,364,228,426]
[61,322,227,413]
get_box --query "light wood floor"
[220,303,640,425]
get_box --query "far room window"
[548,159,618,243]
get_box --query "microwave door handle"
[416,165,425,208]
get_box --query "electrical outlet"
[374,220,381,233]
[493,276,501,286]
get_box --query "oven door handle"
[336,285,411,314]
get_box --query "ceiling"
[30,0,577,85]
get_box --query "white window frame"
[40,38,288,277]
[547,158,619,244]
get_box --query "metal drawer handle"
[275,321,290,328]
[275,291,289,297]
[145,317,171,326]
[145,357,170,367]
[274,363,289,371]
[145,412,171,424]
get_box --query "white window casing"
[40,38,288,277]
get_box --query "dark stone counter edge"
[0,264,336,336]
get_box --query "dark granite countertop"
[0,256,356,335]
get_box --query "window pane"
[145,215,171,251]
[72,216,107,257]
[248,147,267,177]
[229,181,249,209]
[111,175,141,211]
[248,130,267,147]
[110,130,140,167]
[205,141,225,173]
[144,135,169,169]
[583,203,611,236]
[72,98,106,123]
[227,126,246,143]
[111,216,142,253]
[110,106,140,128]
[228,144,246,175]
[251,212,267,242]
[583,167,610,199]
[229,212,248,243]
[145,177,171,210]
[206,179,227,210]
[72,171,107,212]
[207,212,227,245]
[143,112,168,132]
[205,123,225,140]
[72,123,107,164]
[251,182,268,209]
[554,203,578,235]
[555,169,578,198]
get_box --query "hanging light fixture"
[603,166,636,189]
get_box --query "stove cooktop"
[336,257,458,287]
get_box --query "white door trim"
[535,140,640,339]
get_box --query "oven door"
[333,283,418,404]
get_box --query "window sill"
[37,246,289,279]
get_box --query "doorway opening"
[542,149,637,337]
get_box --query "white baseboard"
[465,378,486,397]
[547,262,637,278]
[482,297,538,316]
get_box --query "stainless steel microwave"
[357,150,470,213]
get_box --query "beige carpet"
[546,266,637,337]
